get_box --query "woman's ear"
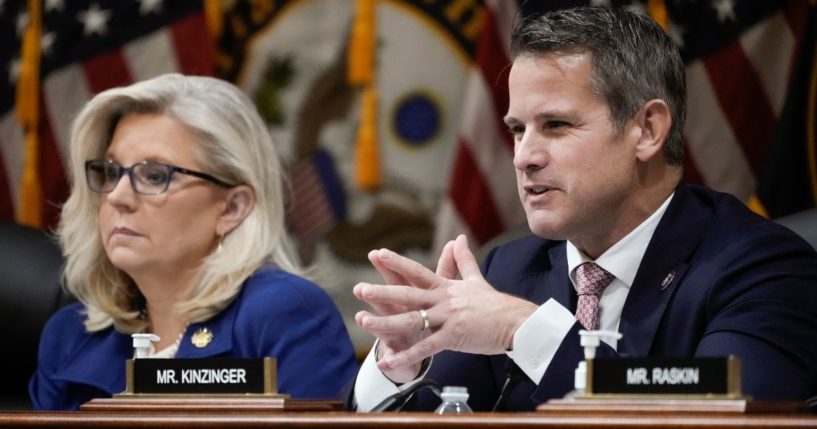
[216,185,255,237]
[634,99,672,163]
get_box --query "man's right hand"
[353,235,538,383]
[353,238,457,383]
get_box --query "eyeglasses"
[85,159,234,196]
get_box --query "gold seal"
[191,327,213,348]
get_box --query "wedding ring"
[418,309,430,331]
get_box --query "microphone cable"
[370,379,442,412]
[492,358,527,412]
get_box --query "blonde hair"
[59,73,303,333]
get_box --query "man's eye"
[507,125,525,136]
[545,121,569,130]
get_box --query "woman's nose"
[104,172,137,208]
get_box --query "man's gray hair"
[511,7,686,165]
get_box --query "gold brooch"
[191,327,213,348]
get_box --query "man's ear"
[216,185,255,237]
[633,99,672,162]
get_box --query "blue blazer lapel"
[512,241,574,310]
[176,297,237,358]
[618,184,712,356]
[53,329,132,395]
[543,243,574,310]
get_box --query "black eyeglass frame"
[84,159,235,196]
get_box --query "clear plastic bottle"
[434,386,473,414]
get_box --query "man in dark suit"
[349,7,817,411]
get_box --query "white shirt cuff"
[353,339,432,412]
[506,298,575,383]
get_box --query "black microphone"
[370,379,442,412]
[807,395,817,412]
[492,358,527,412]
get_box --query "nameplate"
[587,356,741,397]
[125,357,276,395]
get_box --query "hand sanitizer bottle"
[132,333,160,359]
[435,386,473,414]
[572,330,623,397]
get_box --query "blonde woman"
[29,74,357,410]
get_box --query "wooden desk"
[1,397,814,428]
[0,411,815,428]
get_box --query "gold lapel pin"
[191,327,213,348]
[660,271,675,291]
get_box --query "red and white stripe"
[437,1,811,252]
[684,1,807,202]
[433,0,524,252]
[0,12,212,229]
[288,161,337,242]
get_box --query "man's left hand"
[353,235,539,373]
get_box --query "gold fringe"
[349,0,380,189]
[348,0,375,85]
[354,87,380,190]
[647,0,669,32]
[16,0,42,228]
[747,194,769,219]
[204,0,222,42]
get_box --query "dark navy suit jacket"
[30,267,359,410]
[354,184,817,411]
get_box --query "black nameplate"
[588,356,740,396]
[129,358,273,394]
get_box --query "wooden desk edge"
[0,411,816,428]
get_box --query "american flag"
[287,149,347,242]
[433,0,523,250]
[2,0,815,251]
[434,0,817,250]
[0,0,213,230]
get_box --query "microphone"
[492,358,527,412]
[370,379,442,412]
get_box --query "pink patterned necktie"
[575,262,615,330]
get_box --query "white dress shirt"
[507,193,673,382]
[355,194,674,411]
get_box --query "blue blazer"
[30,267,359,411]
[356,184,817,411]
